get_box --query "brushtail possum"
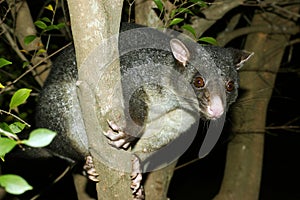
[35,23,253,199]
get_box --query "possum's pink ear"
[170,39,190,67]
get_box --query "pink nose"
[207,96,224,119]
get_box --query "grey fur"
[36,23,252,164]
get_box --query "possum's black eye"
[226,80,235,92]
[193,76,205,88]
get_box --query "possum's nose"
[207,95,224,119]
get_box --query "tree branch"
[217,24,300,46]
[190,0,244,38]
[243,1,300,19]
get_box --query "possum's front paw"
[104,120,134,149]
[83,155,99,182]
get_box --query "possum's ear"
[234,50,254,70]
[170,39,190,67]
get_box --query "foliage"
[0,0,65,196]
[9,88,32,111]
[0,84,56,195]
[151,0,217,45]
[0,174,33,195]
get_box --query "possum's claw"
[131,154,145,200]
[104,120,134,149]
[83,155,99,182]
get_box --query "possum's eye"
[226,80,235,92]
[193,76,205,88]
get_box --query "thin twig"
[0,127,19,140]
[271,2,300,18]
[0,3,11,25]
[0,109,31,127]
[11,43,72,86]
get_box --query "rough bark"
[214,4,299,200]
[67,0,132,199]
[135,0,163,27]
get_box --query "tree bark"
[214,4,299,200]
[135,0,163,27]
[143,162,177,200]
[67,0,132,199]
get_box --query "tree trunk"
[214,4,299,200]
[135,0,163,27]
[142,162,176,200]
[67,0,133,199]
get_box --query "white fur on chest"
[133,84,199,153]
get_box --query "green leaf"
[45,4,54,12]
[37,49,46,55]
[24,35,37,45]
[153,0,164,12]
[40,17,51,23]
[22,128,56,148]
[0,58,12,68]
[176,8,194,15]
[170,9,177,19]
[9,122,26,134]
[44,23,65,32]
[198,37,218,45]
[34,20,47,30]
[9,88,32,110]
[56,22,65,29]
[0,174,33,195]
[182,24,196,38]
[0,122,12,133]
[169,18,184,26]
[189,0,207,7]
[22,61,30,68]
[0,138,17,159]
[44,24,59,31]
[170,8,194,19]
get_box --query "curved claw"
[104,120,133,149]
[131,155,145,199]
[83,156,99,182]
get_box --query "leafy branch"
[0,74,57,195]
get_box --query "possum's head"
[170,39,253,120]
